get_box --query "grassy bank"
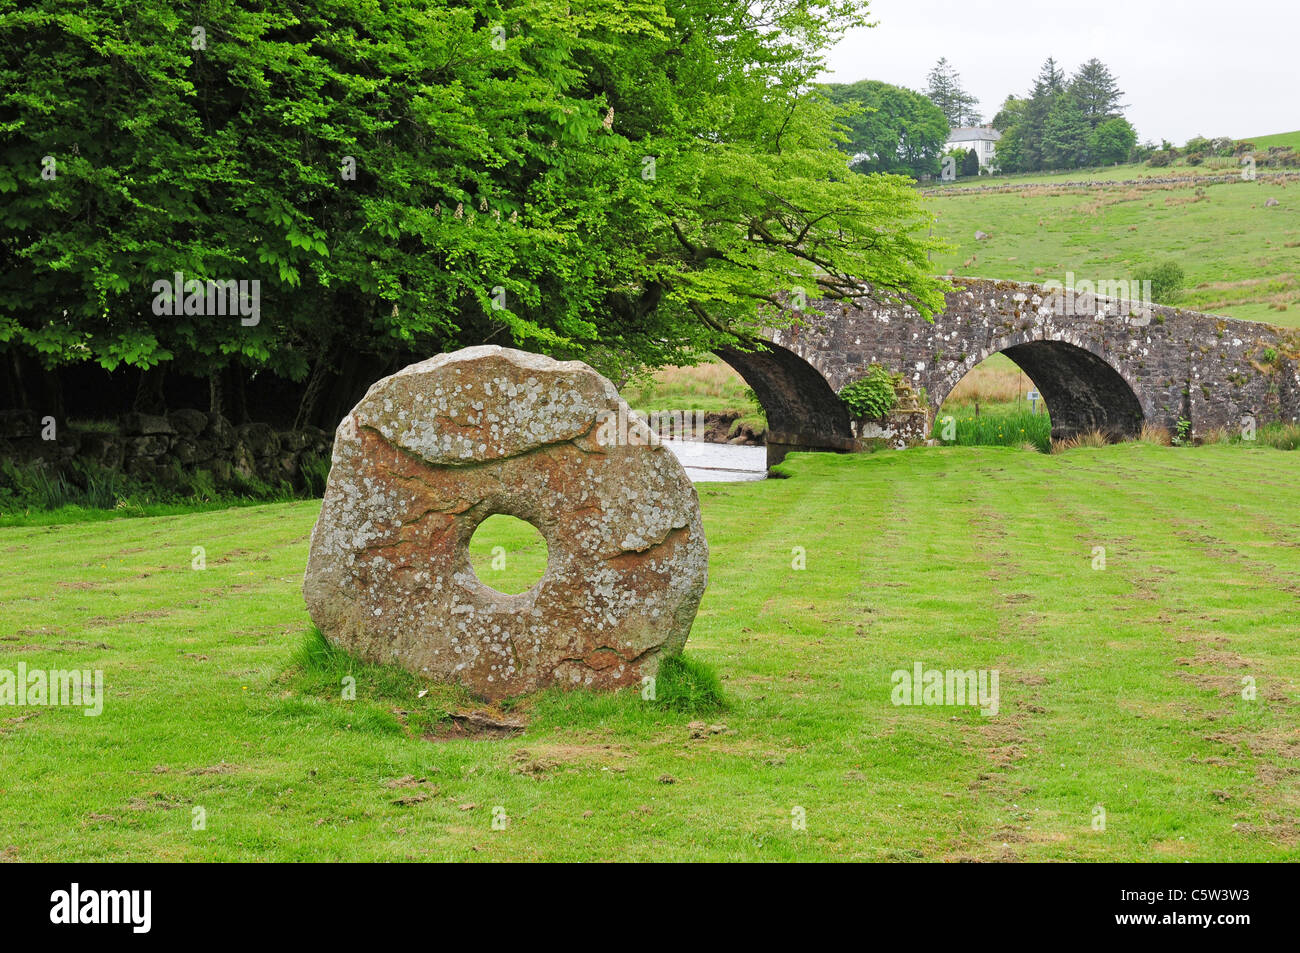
[3,443,1298,861]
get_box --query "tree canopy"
[824,79,948,179]
[1090,117,1138,165]
[993,56,1137,173]
[0,0,948,419]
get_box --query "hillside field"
[1245,131,1300,151]
[924,158,1299,327]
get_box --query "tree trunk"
[208,371,223,417]
[294,352,332,431]
[38,364,66,426]
[7,352,30,410]
[132,366,167,415]
[1,353,19,409]
[229,366,249,424]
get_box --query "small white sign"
[1027,390,1040,402]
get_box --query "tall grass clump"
[939,404,1052,452]
[30,466,73,509]
[1147,422,1297,450]
[1225,422,1300,450]
[1051,430,1110,453]
[0,454,323,521]
[1138,423,1172,445]
[301,453,333,497]
[653,654,728,714]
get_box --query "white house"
[945,126,1001,169]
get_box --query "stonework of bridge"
[716,277,1300,466]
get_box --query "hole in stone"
[468,515,548,595]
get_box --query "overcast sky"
[820,0,1299,145]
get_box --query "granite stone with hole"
[302,346,708,700]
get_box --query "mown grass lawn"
[1,444,1298,861]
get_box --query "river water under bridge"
[663,440,766,482]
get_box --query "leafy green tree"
[991,123,1024,173]
[989,96,1026,173]
[991,95,1026,133]
[0,0,948,422]
[1089,117,1138,165]
[924,57,982,128]
[1134,260,1185,304]
[961,148,980,177]
[824,79,948,179]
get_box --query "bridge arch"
[932,334,1146,442]
[713,341,854,467]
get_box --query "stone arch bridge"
[716,278,1300,466]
